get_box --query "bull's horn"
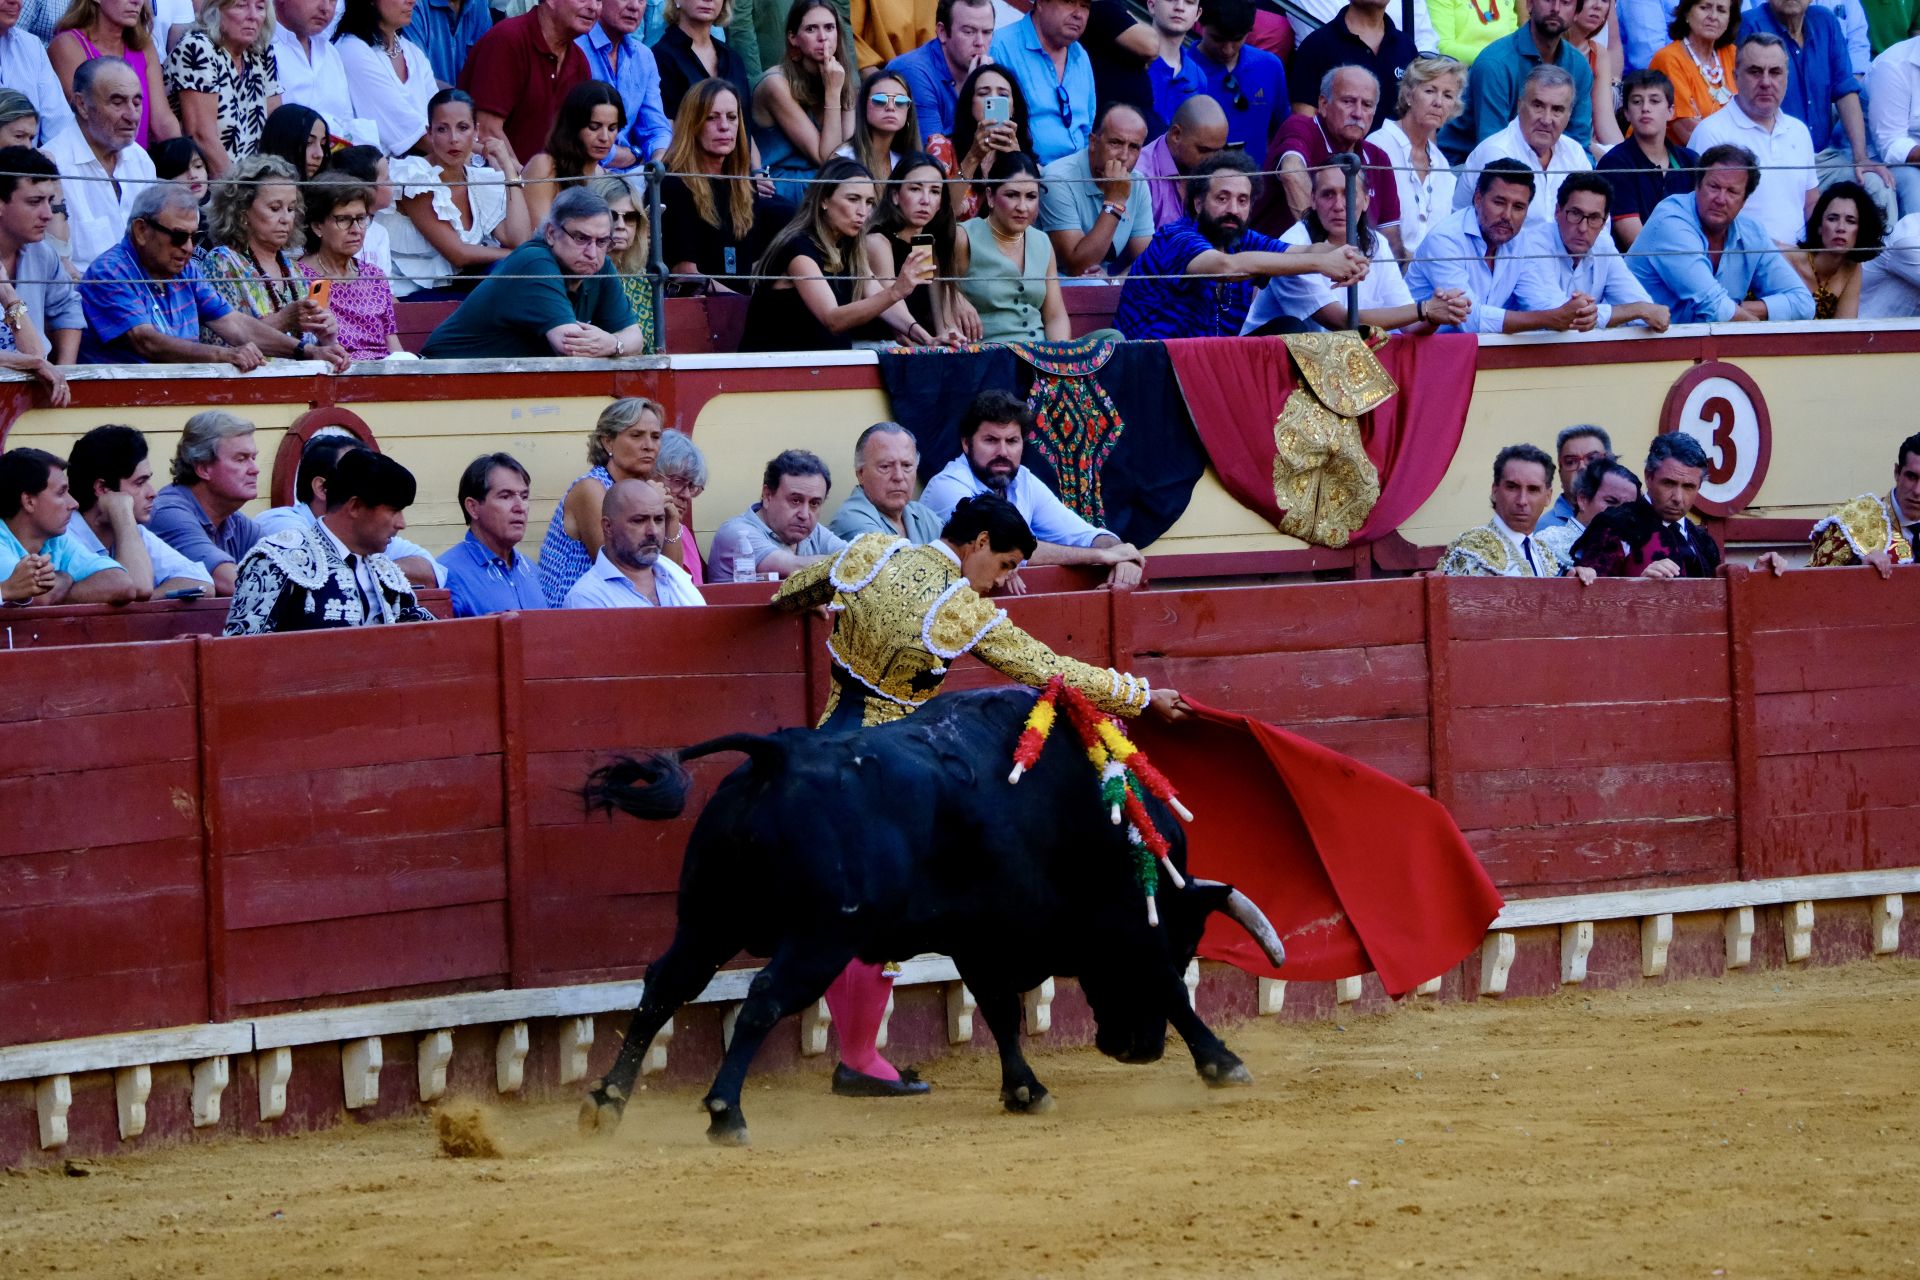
[1193,880,1286,968]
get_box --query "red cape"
[1134,702,1503,998]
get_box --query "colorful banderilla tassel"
[1007,675,1064,783]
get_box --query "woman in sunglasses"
[299,173,404,359]
[587,174,659,354]
[752,1,859,203]
[838,70,922,190]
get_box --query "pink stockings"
[823,959,898,1080]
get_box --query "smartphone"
[982,95,1012,126]
[910,233,935,252]
[161,586,207,600]
[309,278,332,309]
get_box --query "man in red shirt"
[1252,63,1400,255]
[459,0,600,166]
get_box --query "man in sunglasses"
[78,184,348,369]
[423,186,645,359]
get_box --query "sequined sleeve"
[951,592,1151,718]
[1808,522,1860,568]
[770,556,836,612]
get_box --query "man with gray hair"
[1260,65,1402,249]
[1537,424,1614,532]
[1439,0,1593,159]
[147,411,263,595]
[80,184,341,367]
[44,57,156,272]
[1571,433,1724,579]
[1453,64,1593,225]
[829,423,943,544]
[423,186,645,360]
[1685,34,1821,244]
[564,479,706,608]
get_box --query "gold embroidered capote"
[773,533,1153,727]
[1271,331,1396,548]
[1436,520,1568,578]
[1809,492,1914,567]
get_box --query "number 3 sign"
[1657,362,1772,517]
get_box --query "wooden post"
[417,1030,454,1101]
[114,1065,151,1140]
[258,1047,292,1121]
[191,1057,229,1128]
[342,1037,383,1110]
[1423,575,1456,812]
[1724,567,1760,880]
[192,636,229,1023]
[496,1022,530,1092]
[498,613,533,988]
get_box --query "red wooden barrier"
[0,590,455,649]
[0,640,208,1045]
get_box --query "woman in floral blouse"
[588,174,658,354]
[300,174,403,359]
[165,0,281,179]
[200,154,349,364]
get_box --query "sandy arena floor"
[3,961,1917,1279]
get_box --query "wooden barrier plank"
[0,761,201,859]
[1127,581,1424,656]
[518,607,804,681]
[1466,817,1738,889]
[1738,564,1920,629]
[1449,633,1728,708]
[1148,646,1429,724]
[1755,750,1907,819]
[1753,687,1920,756]
[0,964,210,1049]
[0,705,198,778]
[1443,578,1727,641]
[0,837,203,912]
[1449,700,1732,771]
[523,752,733,828]
[524,823,690,899]
[203,684,503,778]
[513,892,681,983]
[216,755,503,853]
[1748,622,1920,694]
[0,639,195,722]
[521,674,808,753]
[997,591,1112,657]
[204,616,497,702]
[0,601,229,650]
[222,901,508,1008]
[1281,717,1432,788]
[1450,761,1735,831]
[220,830,509,930]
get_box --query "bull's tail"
[582,733,791,822]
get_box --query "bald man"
[563,479,706,608]
[1137,94,1230,227]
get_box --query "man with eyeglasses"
[423,186,644,360]
[78,184,339,368]
[989,0,1097,163]
[1189,0,1286,152]
[1512,172,1671,332]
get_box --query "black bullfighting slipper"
[831,1063,932,1097]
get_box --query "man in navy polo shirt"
[1286,0,1417,134]
[1189,0,1287,151]
[440,452,548,617]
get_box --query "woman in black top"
[654,0,751,131]
[860,152,977,343]
[741,157,933,352]
[659,79,787,292]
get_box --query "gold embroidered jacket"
[774,534,1153,728]
[1436,520,1567,578]
[1809,492,1915,567]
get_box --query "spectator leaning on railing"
[1626,142,1816,320]
[1411,158,1604,334]
[0,446,139,606]
[1512,171,1672,330]
[199,154,353,369]
[0,147,79,399]
[63,423,214,598]
[147,409,260,594]
[862,152,976,343]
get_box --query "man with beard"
[1114,150,1367,339]
[441,452,548,616]
[1409,159,1595,334]
[922,390,1150,586]
[708,449,850,583]
[564,478,705,607]
[1626,143,1814,321]
[1439,0,1593,159]
[1571,433,1726,579]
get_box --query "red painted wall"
[1,571,1915,1050]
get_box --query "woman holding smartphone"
[939,65,1033,219]
[740,156,935,352]
[861,153,979,344]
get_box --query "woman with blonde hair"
[587,174,658,354]
[201,153,349,365]
[655,0,750,122]
[51,0,183,147]
[1367,55,1466,260]
[163,0,282,177]
[660,78,779,293]
[538,397,686,606]
[751,0,858,203]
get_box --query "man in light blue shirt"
[889,0,995,139]
[1626,143,1817,321]
[564,479,705,607]
[1409,159,1593,334]
[0,4,74,145]
[828,423,945,544]
[1039,103,1155,275]
[0,447,135,606]
[578,0,674,162]
[404,0,495,86]
[990,0,1098,163]
[1514,172,1672,331]
[920,389,1146,585]
[439,452,547,617]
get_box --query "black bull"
[578,687,1287,1146]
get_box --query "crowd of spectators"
[7,0,1920,378]
[0,387,1168,627]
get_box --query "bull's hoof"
[578,1082,627,1137]
[1199,1057,1255,1088]
[705,1098,750,1147]
[1001,1083,1054,1114]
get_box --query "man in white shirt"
[1454,64,1590,226]
[42,57,155,272]
[1686,33,1817,244]
[63,424,213,598]
[1437,443,1598,579]
[1513,171,1671,331]
[1409,160,1597,334]
[564,479,705,608]
[1868,34,1920,231]
[273,0,379,148]
[920,389,1147,586]
[1860,209,1920,315]
[0,0,75,144]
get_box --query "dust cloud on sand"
[3,961,1916,1279]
